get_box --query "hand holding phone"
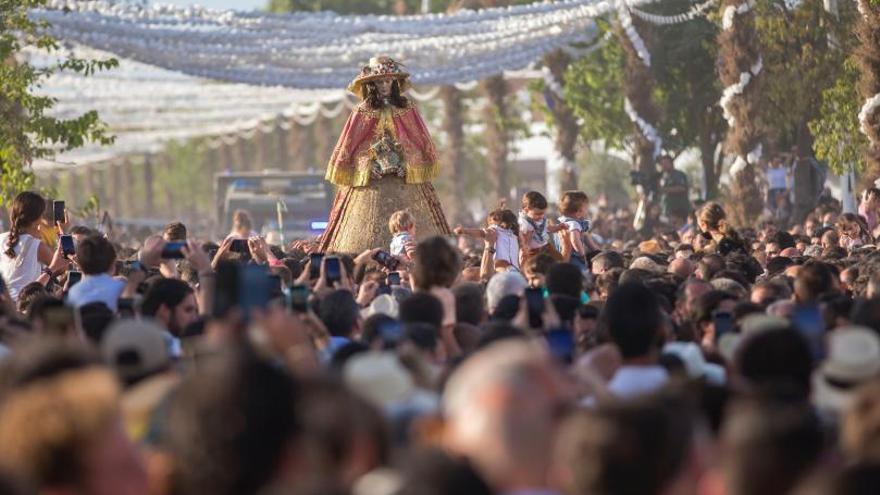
[53,201,66,224]
[161,241,186,259]
[372,250,400,271]
[289,284,310,313]
[308,253,324,280]
[525,287,545,329]
[324,256,342,286]
[59,235,76,256]
[387,271,401,287]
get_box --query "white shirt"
[489,225,520,270]
[66,273,126,312]
[0,232,43,301]
[767,167,787,190]
[518,212,550,250]
[558,216,590,256]
[390,232,413,257]
[606,365,669,399]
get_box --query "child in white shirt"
[455,209,520,271]
[518,191,567,264]
[388,210,415,261]
[557,191,599,272]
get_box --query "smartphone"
[124,260,143,272]
[324,256,341,285]
[118,298,136,318]
[238,264,272,318]
[376,281,392,296]
[308,253,324,280]
[67,271,83,287]
[289,284,310,313]
[161,241,186,259]
[792,304,825,362]
[379,319,404,347]
[387,271,401,287]
[545,328,575,363]
[712,310,734,342]
[53,200,65,224]
[372,250,400,271]
[59,234,75,256]
[230,239,249,254]
[524,287,545,328]
[212,262,272,321]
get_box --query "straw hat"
[347,56,411,97]
[813,326,880,413]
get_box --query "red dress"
[319,100,451,254]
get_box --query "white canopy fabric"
[26,0,661,168]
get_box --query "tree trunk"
[717,0,764,227]
[857,0,880,185]
[439,85,468,225]
[543,49,581,192]
[143,155,154,213]
[482,75,509,205]
[616,16,662,230]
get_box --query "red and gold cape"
[324,100,439,187]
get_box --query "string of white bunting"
[26,0,664,89]
[719,0,762,175]
[630,0,717,25]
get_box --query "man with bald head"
[668,258,694,279]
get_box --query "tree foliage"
[809,57,866,175]
[1,0,116,206]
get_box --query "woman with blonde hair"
[697,202,747,256]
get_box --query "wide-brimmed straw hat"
[347,56,411,97]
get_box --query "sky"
[159,0,266,11]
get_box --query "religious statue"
[318,56,451,253]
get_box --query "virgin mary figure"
[318,56,451,253]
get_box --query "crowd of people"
[2,171,880,495]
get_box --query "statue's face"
[376,77,393,97]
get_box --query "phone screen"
[792,304,825,361]
[289,284,310,313]
[230,239,249,254]
[324,257,341,284]
[712,311,734,342]
[67,271,82,287]
[372,250,400,271]
[60,235,75,256]
[309,253,324,280]
[239,264,271,318]
[162,242,186,259]
[53,201,65,223]
[387,272,401,286]
[545,328,575,363]
[525,287,545,328]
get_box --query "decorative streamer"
[618,0,651,67]
[624,97,662,159]
[630,0,717,25]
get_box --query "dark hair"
[601,283,662,359]
[404,322,439,354]
[559,190,589,216]
[521,191,548,210]
[163,222,187,241]
[78,302,115,344]
[364,79,409,109]
[5,192,46,258]
[487,209,519,236]
[546,262,583,298]
[794,261,833,304]
[361,313,397,347]
[591,251,625,272]
[167,347,300,495]
[723,398,823,495]
[734,328,813,400]
[141,278,194,318]
[76,235,117,275]
[769,230,796,250]
[396,448,494,495]
[557,395,693,495]
[318,290,360,338]
[412,236,461,290]
[17,282,48,317]
[452,282,485,326]
[399,292,444,331]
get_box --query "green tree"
[809,57,866,175]
[1,0,116,206]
